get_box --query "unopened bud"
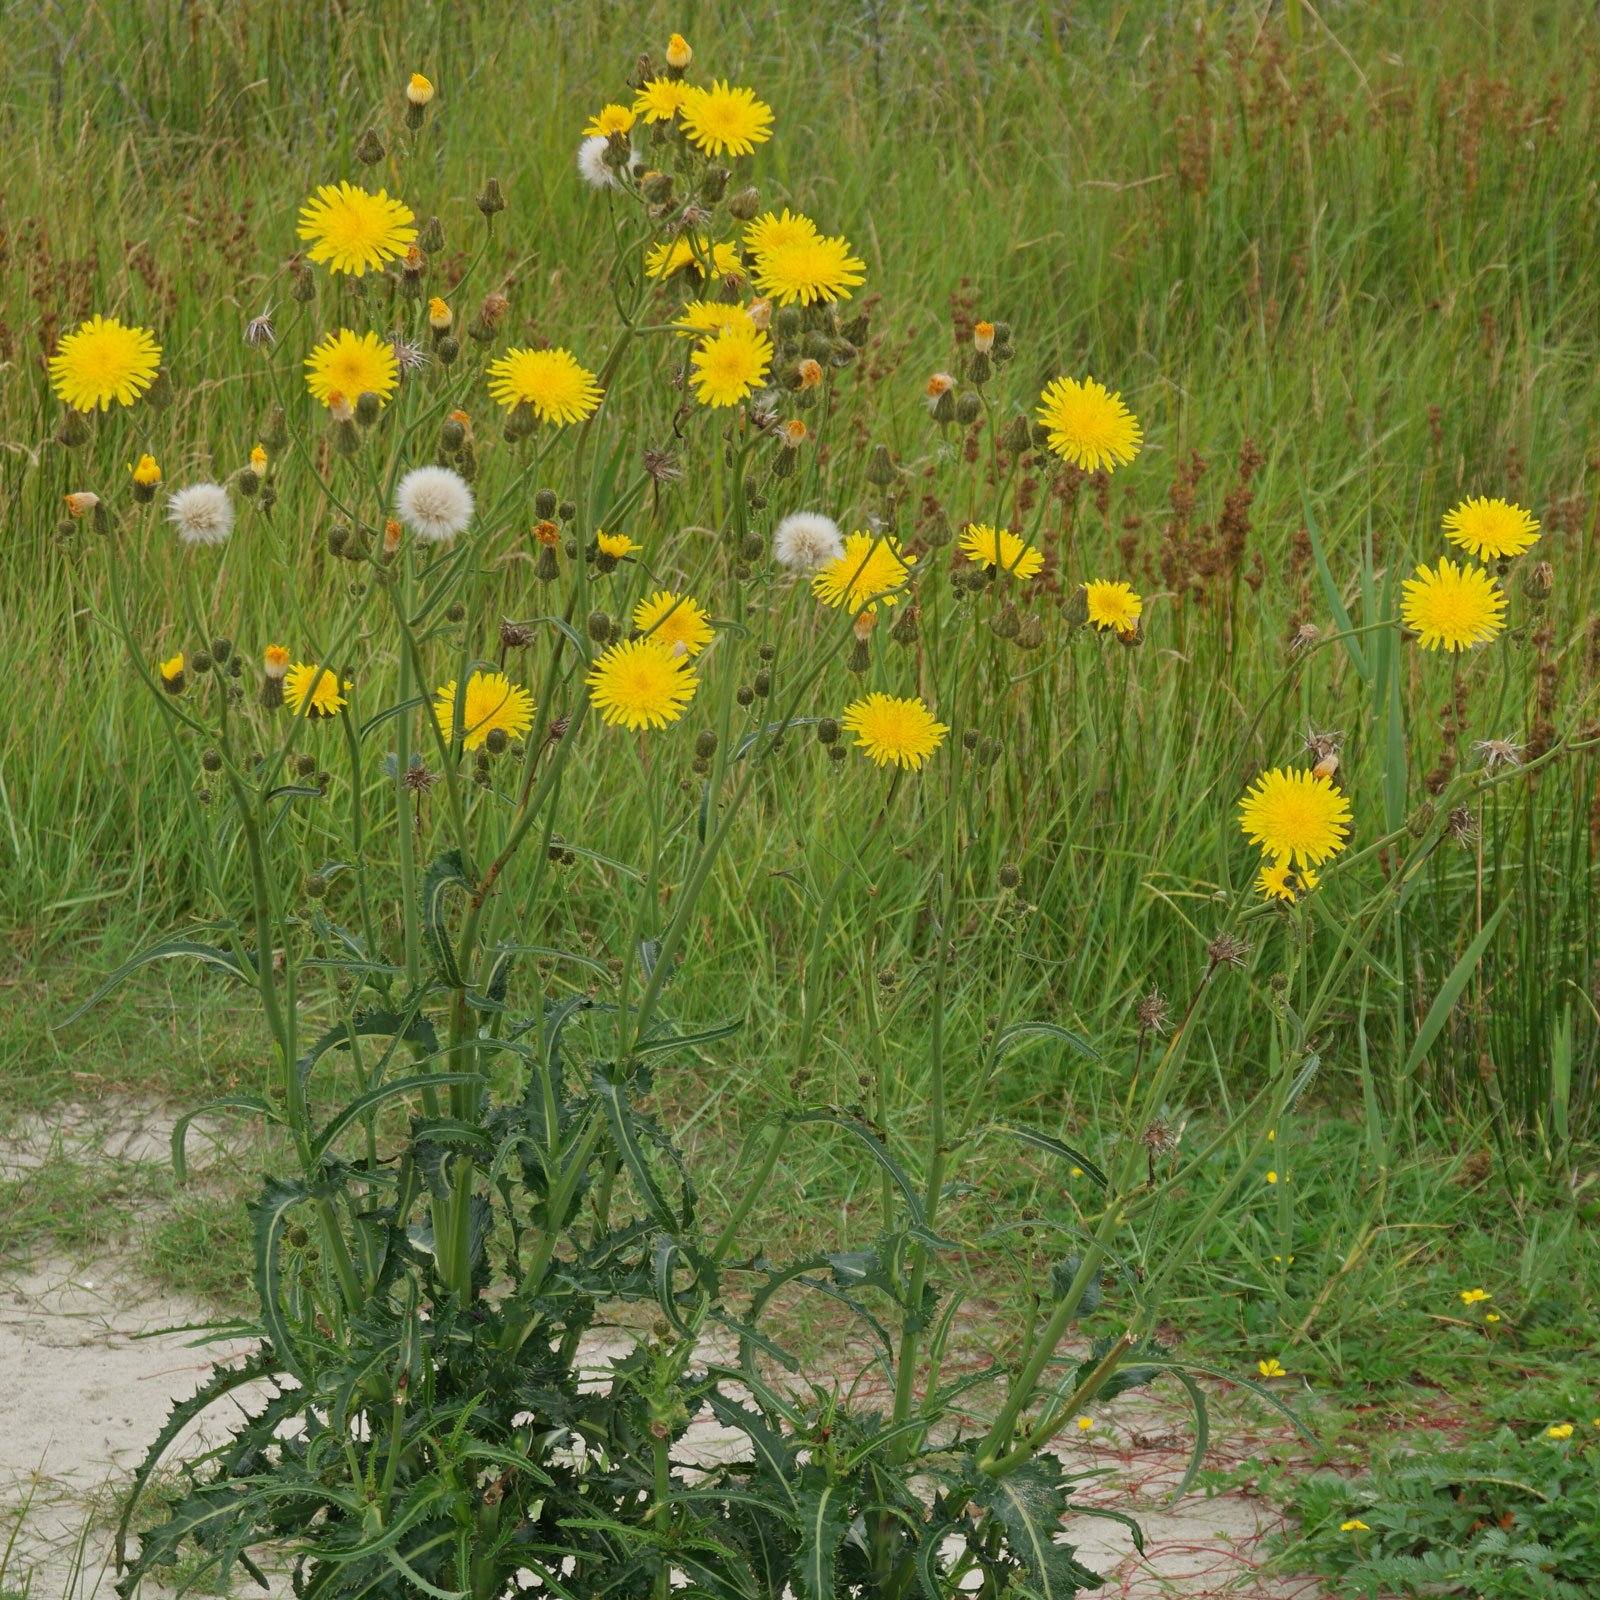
[1521,560,1553,601]
[694,730,718,760]
[354,391,382,426]
[476,177,506,216]
[355,126,386,165]
[955,391,983,426]
[534,487,558,519]
[728,185,760,220]
[419,214,445,253]
[866,444,895,486]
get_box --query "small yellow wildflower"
[1257,1358,1287,1379]
[1459,1288,1491,1306]
[1547,1424,1574,1440]
[1340,1519,1369,1532]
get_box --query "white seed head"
[396,465,474,544]
[772,511,844,573]
[166,483,235,548]
[578,135,620,191]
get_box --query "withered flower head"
[1136,987,1170,1035]
[1207,932,1251,970]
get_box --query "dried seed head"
[1207,932,1251,970]
[1448,805,1478,844]
[1136,988,1170,1035]
[1472,737,1525,771]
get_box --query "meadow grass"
[2,0,1599,1499]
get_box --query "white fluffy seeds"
[772,511,845,573]
[395,465,474,544]
[166,483,235,548]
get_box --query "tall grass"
[3,0,1598,1141]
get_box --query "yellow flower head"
[1256,860,1318,903]
[1401,558,1508,652]
[305,329,399,409]
[743,208,820,259]
[130,453,162,487]
[1266,1170,1279,1184]
[486,347,604,425]
[596,530,638,560]
[158,652,184,685]
[1547,1424,1575,1440]
[1257,1358,1286,1379]
[674,300,753,338]
[644,237,744,281]
[250,443,268,473]
[840,693,949,771]
[583,103,636,139]
[666,32,692,69]
[1486,1312,1501,1323]
[49,315,161,411]
[284,662,348,720]
[633,77,691,124]
[1075,1417,1094,1432]
[1442,496,1540,562]
[1036,376,1142,473]
[812,532,916,613]
[1459,1287,1491,1305]
[1082,580,1143,631]
[428,297,453,332]
[407,73,435,107]
[959,523,1044,580]
[1340,1520,1369,1532]
[1238,767,1353,871]
[753,233,866,306]
[297,181,416,277]
[587,638,698,730]
[690,323,772,408]
[434,671,535,752]
[632,590,714,656]
[263,645,290,679]
[679,81,774,157]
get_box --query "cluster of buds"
[964,318,1014,386]
[770,302,865,407]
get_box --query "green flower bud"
[304,872,329,898]
[817,717,840,745]
[534,487,558,518]
[476,177,506,215]
[955,391,982,426]
[866,444,896,485]
[355,126,386,165]
[485,727,509,755]
[694,730,718,760]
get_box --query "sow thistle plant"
[40,30,1581,1600]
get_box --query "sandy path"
[0,1105,1330,1597]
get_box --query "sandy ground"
[0,1105,1333,1598]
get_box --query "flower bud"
[695,730,719,760]
[587,609,614,643]
[439,416,465,452]
[866,444,896,486]
[191,649,213,675]
[642,170,674,205]
[485,727,509,755]
[736,684,756,706]
[558,499,576,522]
[776,305,803,339]
[955,391,983,426]
[931,386,956,424]
[534,487,558,519]
[355,391,382,426]
[891,606,919,646]
[144,366,174,410]
[1521,560,1553,602]
[701,166,730,203]
[476,177,506,216]
[1062,585,1090,629]
[504,401,537,443]
[304,872,329,899]
[290,265,316,303]
[536,545,560,581]
[1015,613,1044,650]
[236,465,260,497]
[666,32,692,70]
[419,213,445,253]
[990,601,1020,640]
[356,126,386,165]
[57,410,91,449]
[728,185,761,221]
[966,349,991,386]
[973,320,996,354]
[201,747,223,773]
[437,335,460,365]
[407,72,435,107]
[752,668,772,698]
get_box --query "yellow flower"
[596,530,638,559]
[959,523,1044,580]
[743,208,820,259]
[1036,376,1142,472]
[407,73,434,107]
[250,443,268,473]
[1547,1424,1574,1440]
[1485,1313,1502,1323]
[49,315,161,411]
[304,329,399,409]
[812,532,916,613]
[1075,1417,1094,1432]
[674,300,753,337]
[428,297,453,332]
[840,693,949,771]
[1238,767,1353,871]
[644,237,744,281]
[433,671,535,752]
[158,652,184,686]
[1256,860,1318,903]
[296,181,416,277]
[130,454,162,487]
[753,233,866,306]
[679,81,774,157]
[1459,1287,1491,1305]
[583,103,636,138]
[1257,1358,1286,1379]
[1340,1520,1369,1532]
[1442,496,1539,562]
[1082,580,1143,631]
[1266,1170,1279,1184]
[633,590,714,656]
[587,638,698,730]
[284,662,348,719]
[633,77,690,123]
[1400,558,1507,652]
[666,32,692,69]
[690,323,773,408]
[486,347,604,425]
